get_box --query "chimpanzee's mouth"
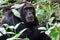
[26,16,34,22]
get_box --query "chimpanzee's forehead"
[24,3,33,8]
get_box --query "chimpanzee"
[1,2,51,40]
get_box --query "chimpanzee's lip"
[28,17,34,20]
[26,17,34,22]
[28,20,34,22]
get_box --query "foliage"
[35,0,52,24]
[2,22,29,40]
[0,0,8,4]
[34,0,60,40]
[12,9,21,18]
[0,0,60,40]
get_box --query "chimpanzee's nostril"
[28,13,31,15]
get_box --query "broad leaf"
[6,32,15,34]
[23,38,29,40]
[12,28,28,38]
[0,33,2,36]
[7,38,22,40]
[4,0,9,2]
[56,18,60,21]
[15,23,20,29]
[50,29,58,38]
[0,0,7,4]
[3,24,9,27]
[11,3,25,9]
[48,17,55,23]
[12,9,21,18]
[38,27,46,30]
[8,26,14,29]
[0,27,6,34]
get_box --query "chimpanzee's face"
[19,3,35,23]
[23,7,34,22]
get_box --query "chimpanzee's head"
[18,2,35,23]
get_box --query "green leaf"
[38,27,46,30]
[45,30,51,35]
[57,27,60,31]
[3,24,14,31]
[12,9,21,18]
[23,38,29,40]
[6,32,15,34]
[48,23,57,31]
[50,29,58,38]
[12,28,28,38]
[8,26,14,29]
[3,24,9,27]
[0,33,3,37]
[56,18,60,21]
[15,23,20,29]
[48,17,55,23]
[3,24,9,30]
[0,0,7,4]
[4,0,9,3]
[0,27,6,34]
[54,23,60,31]
[36,9,44,16]
[38,27,46,33]
[20,22,25,25]
[11,3,25,9]
[6,38,22,40]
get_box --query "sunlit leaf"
[38,27,46,33]
[8,26,14,29]
[12,9,21,18]
[56,18,60,21]
[57,27,60,31]
[12,28,28,38]
[48,23,57,31]
[3,24,9,27]
[0,27,6,34]
[20,22,25,25]
[6,32,15,34]
[36,9,44,16]
[50,29,58,38]
[4,0,9,2]
[38,27,46,30]
[51,23,60,31]
[6,38,22,40]
[48,17,55,23]
[0,33,3,37]
[0,0,7,4]
[11,3,25,9]
[15,23,20,29]
[23,38,29,40]
[45,30,51,36]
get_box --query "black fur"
[1,2,51,40]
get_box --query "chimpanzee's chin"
[26,19,34,22]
